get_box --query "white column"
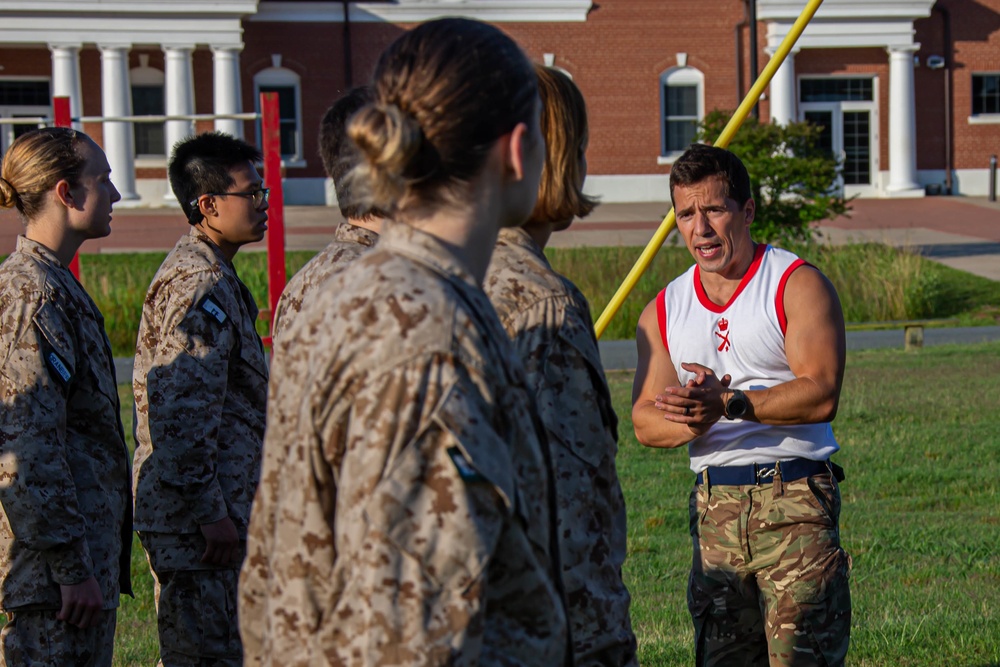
[766,46,799,126]
[886,45,924,197]
[163,45,196,159]
[49,43,83,131]
[99,44,139,202]
[212,46,244,138]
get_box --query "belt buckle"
[755,462,778,483]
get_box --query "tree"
[697,110,851,245]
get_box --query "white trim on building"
[251,1,593,23]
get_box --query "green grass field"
[103,341,1000,666]
[48,242,1000,354]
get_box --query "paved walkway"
[2,195,997,279]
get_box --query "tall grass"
[4,241,994,355]
[546,241,1000,339]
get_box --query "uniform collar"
[16,235,69,271]
[378,220,479,290]
[185,227,235,269]
[497,226,550,266]
[334,221,380,248]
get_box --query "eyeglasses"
[191,187,270,210]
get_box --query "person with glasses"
[132,131,269,666]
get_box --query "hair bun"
[0,175,18,210]
[348,103,427,210]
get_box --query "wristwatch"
[724,389,749,420]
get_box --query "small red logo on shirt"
[715,318,732,352]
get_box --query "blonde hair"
[529,65,598,224]
[347,18,538,215]
[0,127,90,222]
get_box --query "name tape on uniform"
[46,350,72,384]
[200,296,228,325]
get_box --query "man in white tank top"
[631,145,851,666]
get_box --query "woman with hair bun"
[0,128,131,666]
[484,65,638,667]
[241,18,569,666]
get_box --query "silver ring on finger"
[684,406,691,416]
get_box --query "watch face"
[727,391,748,419]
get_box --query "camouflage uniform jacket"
[133,229,268,560]
[484,227,637,667]
[0,236,132,611]
[240,221,568,666]
[271,221,378,342]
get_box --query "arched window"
[131,58,165,157]
[660,66,704,159]
[253,61,303,163]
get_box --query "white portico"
[759,0,936,198]
[0,0,256,204]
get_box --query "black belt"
[695,458,834,486]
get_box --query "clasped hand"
[653,362,732,435]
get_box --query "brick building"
[1,0,998,205]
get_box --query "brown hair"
[0,127,90,221]
[318,86,388,221]
[528,65,598,224]
[669,144,752,205]
[347,18,538,215]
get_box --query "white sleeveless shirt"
[658,244,839,473]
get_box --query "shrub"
[697,110,851,245]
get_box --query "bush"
[697,110,851,245]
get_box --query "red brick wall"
[244,0,750,179]
[5,0,1000,187]
[939,0,1000,170]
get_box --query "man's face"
[203,161,269,249]
[672,175,755,279]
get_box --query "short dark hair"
[669,144,752,206]
[168,132,262,224]
[319,87,387,221]
[528,65,598,225]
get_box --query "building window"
[254,64,302,162]
[0,80,50,106]
[800,78,873,103]
[0,80,51,156]
[130,61,165,157]
[972,74,1000,115]
[660,67,704,157]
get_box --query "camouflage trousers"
[0,608,116,666]
[140,533,243,667]
[687,470,852,667]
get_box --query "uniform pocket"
[805,472,842,525]
[157,569,241,660]
[787,547,852,665]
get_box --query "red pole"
[260,92,286,347]
[53,97,82,279]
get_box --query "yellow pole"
[594,0,825,339]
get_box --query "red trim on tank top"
[656,288,669,353]
[693,243,767,314]
[776,259,810,335]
